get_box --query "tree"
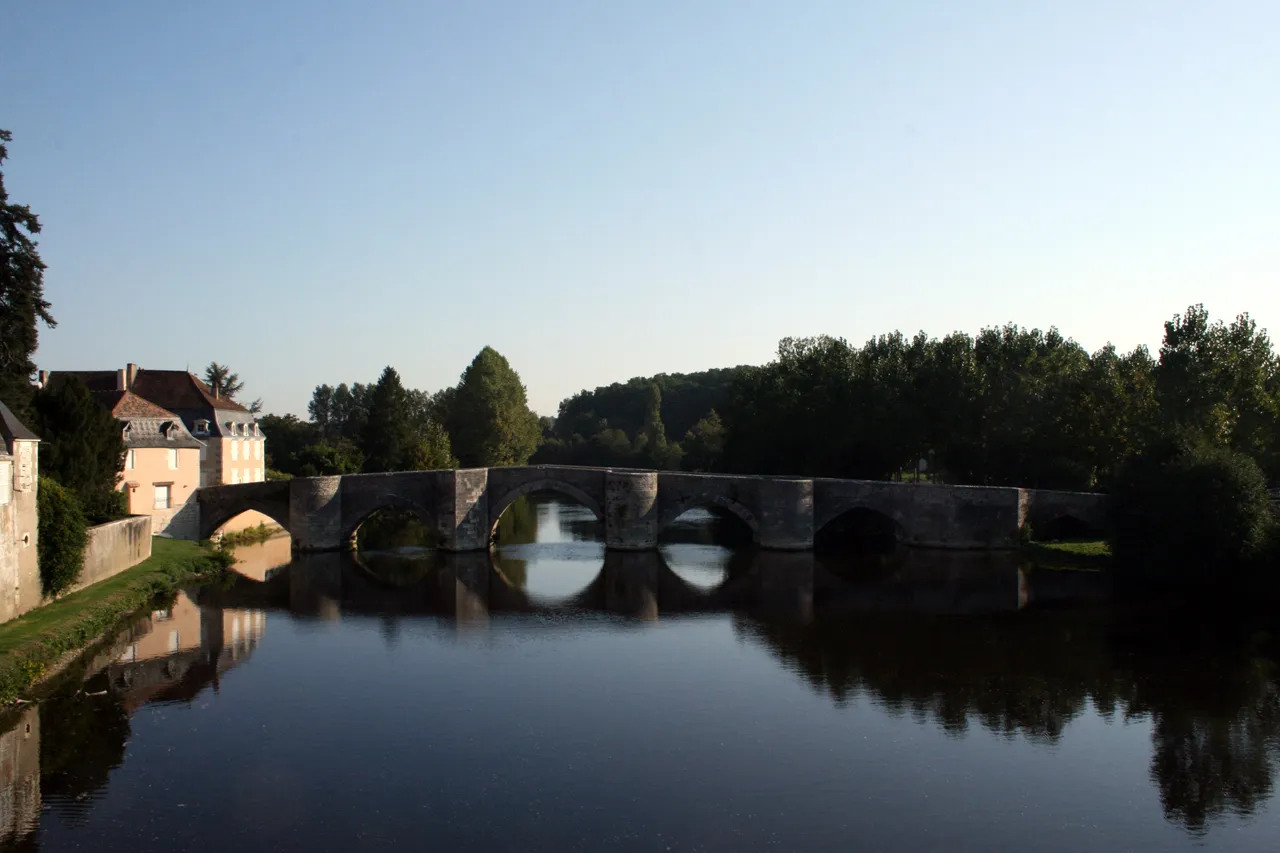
[448,347,541,468]
[0,129,55,416]
[682,410,725,471]
[362,367,414,473]
[30,378,127,520]
[1109,443,1275,582]
[37,477,88,597]
[202,362,244,400]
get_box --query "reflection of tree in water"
[38,693,130,824]
[741,606,1280,833]
[740,609,1126,741]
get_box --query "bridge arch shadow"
[815,506,904,555]
[1033,513,1103,541]
[342,498,438,552]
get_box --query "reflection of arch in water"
[488,479,605,538]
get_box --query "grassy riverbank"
[216,522,284,550]
[0,538,231,704]
[1023,538,1111,569]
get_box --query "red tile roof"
[90,390,180,419]
[128,370,249,413]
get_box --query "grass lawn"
[0,538,229,703]
[1023,537,1111,568]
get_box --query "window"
[126,450,136,470]
[154,484,171,510]
[253,441,261,460]
[231,469,241,484]
[253,423,260,437]
[168,631,180,652]
[256,467,263,482]
[167,448,179,470]
[231,440,239,461]
[194,419,209,435]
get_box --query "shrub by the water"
[1109,445,1274,582]
[37,477,88,597]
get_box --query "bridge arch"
[658,494,759,539]
[341,496,438,551]
[200,501,292,541]
[814,504,906,551]
[487,478,605,535]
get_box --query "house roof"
[121,418,205,450]
[46,370,119,392]
[91,390,181,420]
[0,398,39,444]
[130,370,249,414]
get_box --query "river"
[2,496,1278,852]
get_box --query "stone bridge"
[196,466,1108,552]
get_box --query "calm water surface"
[2,496,1279,852]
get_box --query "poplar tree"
[449,347,540,467]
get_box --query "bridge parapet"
[196,466,1110,554]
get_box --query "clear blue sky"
[4,1,1277,416]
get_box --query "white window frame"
[231,440,239,461]
[154,484,171,510]
[126,449,136,470]
[167,448,179,470]
[231,469,241,484]
[253,441,261,460]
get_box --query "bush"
[37,477,88,597]
[1110,445,1275,583]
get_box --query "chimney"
[37,370,48,388]
[126,363,139,389]
[117,368,126,391]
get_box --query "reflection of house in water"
[0,707,39,846]
[227,533,293,583]
[107,590,266,710]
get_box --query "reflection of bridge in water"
[207,547,1109,626]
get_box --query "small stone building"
[0,400,40,623]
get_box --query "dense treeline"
[532,368,743,470]
[266,305,1279,499]
[264,347,539,478]
[719,305,1278,489]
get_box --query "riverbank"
[0,538,231,704]
[1022,538,1111,569]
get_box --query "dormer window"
[194,419,210,436]
[252,423,260,437]
[122,424,132,441]
[226,421,235,435]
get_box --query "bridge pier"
[290,476,343,552]
[605,470,659,550]
[757,478,814,550]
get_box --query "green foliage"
[30,378,128,520]
[0,538,227,703]
[449,347,540,467]
[202,361,244,400]
[0,129,55,417]
[37,477,87,598]
[362,366,456,472]
[356,508,439,551]
[1110,444,1275,582]
[682,410,726,471]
